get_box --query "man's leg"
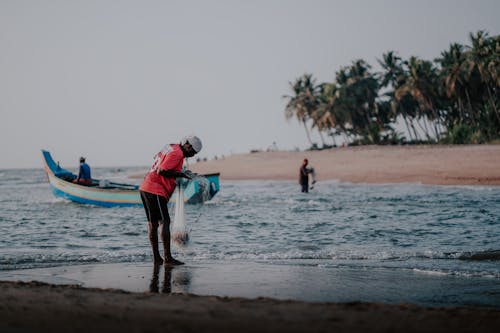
[141,191,164,264]
[148,221,163,264]
[160,218,184,265]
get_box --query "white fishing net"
[172,183,189,245]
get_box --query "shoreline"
[1,279,499,333]
[3,260,499,307]
[181,145,500,186]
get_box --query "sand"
[187,144,500,185]
[1,280,499,333]
[4,261,498,305]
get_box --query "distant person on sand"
[139,135,202,266]
[299,158,314,193]
[73,157,92,185]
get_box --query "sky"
[1,0,499,169]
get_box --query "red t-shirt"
[140,144,184,199]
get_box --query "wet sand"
[1,279,499,333]
[2,261,499,306]
[187,145,500,185]
[1,262,499,332]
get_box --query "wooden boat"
[41,150,220,207]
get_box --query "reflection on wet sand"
[149,264,191,294]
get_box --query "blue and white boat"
[41,150,220,207]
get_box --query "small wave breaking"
[458,250,500,261]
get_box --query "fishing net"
[172,183,189,245]
[195,175,213,202]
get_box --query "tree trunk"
[415,116,430,141]
[330,131,337,146]
[465,89,476,127]
[430,107,441,140]
[458,97,465,122]
[486,85,500,123]
[419,113,432,141]
[303,120,313,146]
[402,114,414,141]
[409,118,420,141]
[318,130,326,147]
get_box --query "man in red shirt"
[140,135,202,265]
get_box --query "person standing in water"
[73,157,92,185]
[140,135,202,266]
[299,158,313,193]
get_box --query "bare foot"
[164,258,184,266]
[153,256,164,265]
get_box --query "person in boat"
[139,135,202,266]
[73,157,92,186]
[299,158,313,193]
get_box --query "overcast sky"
[1,0,499,169]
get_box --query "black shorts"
[140,191,170,223]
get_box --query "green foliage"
[442,124,474,144]
[284,30,500,146]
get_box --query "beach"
[2,144,500,332]
[2,280,500,333]
[189,144,500,185]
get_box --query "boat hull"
[41,150,219,207]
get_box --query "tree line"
[283,31,499,147]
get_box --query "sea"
[1,167,499,308]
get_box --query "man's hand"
[183,170,196,179]
[157,168,197,180]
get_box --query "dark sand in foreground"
[1,262,500,332]
[1,280,499,333]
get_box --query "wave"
[180,248,500,262]
[0,252,149,271]
[3,247,499,271]
[458,250,500,261]
[412,268,500,279]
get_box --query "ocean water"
[1,168,499,307]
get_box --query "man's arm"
[157,168,192,179]
[76,165,83,180]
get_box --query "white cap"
[181,135,202,153]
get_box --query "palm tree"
[333,60,382,143]
[283,74,320,146]
[394,57,441,141]
[436,43,468,126]
[378,51,416,141]
[466,31,500,124]
[314,82,341,145]
[284,30,498,146]
[379,51,405,88]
